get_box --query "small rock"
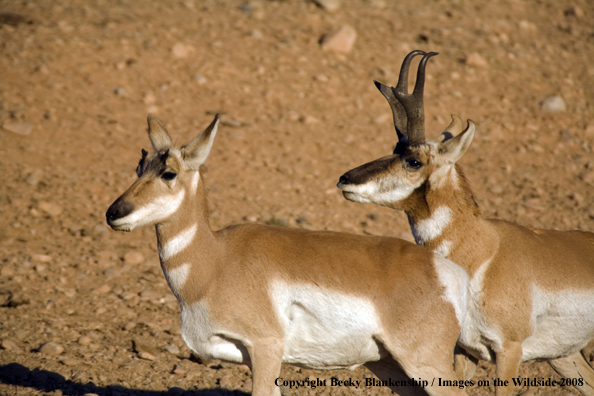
[38,202,63,216]
[14,329,27,340]
[2,121,33,136]
[25,169,43,185]
[32,254,52,263]
[94,284,111,295]
[313,0,341,12]
[466,52,488,68]
[114,87,129,97]
[124,251,144,265]
[564,5,584,19]
[1,267,14,277]
[168,325,181,335]
[518,20,537,32]
[39,341,64,355]
[320,25,357,54]
[172,43,194,59]
[77,336,92,345]
[60,357,79,366]
[133,339,158,356]
[124,322,137,331]
[300,115,320,124]
[143,92,157,105]
[164,344,180,355]
[541,95,566,113]
[172,365,186,375]
[1,339,19,351]
[138,351,156,361]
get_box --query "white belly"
[178,283,387,370]
[521,287,594,361]
[271,281,386,369]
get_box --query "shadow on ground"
[0,363,250,396]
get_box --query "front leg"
[494,342,523,396]
[248,339,284,396]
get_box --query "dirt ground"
[1,0,593,395]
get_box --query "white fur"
[434,240,453,257]
[180,301,250,364]
[163,263,191,297]
[428,164,458,190]
[410,206,452,244]
[458,258,503,361]
[432,255,469,327]
[339,178,423,206]
[159,223,197,261]
[110,189,186,230]
[270,280,386,370]
[190,172,200,193]
[521,286,594,361]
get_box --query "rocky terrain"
[1,0,593,395]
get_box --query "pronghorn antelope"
[337,50,594,396]
[106,114,471,396]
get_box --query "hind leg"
[549,351,594,396]
[454,345,477,381]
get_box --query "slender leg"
[549,351,594,396]
[454,346,477,381]
[494,342,523,396]
[248,340,284,396]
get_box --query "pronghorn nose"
[338,173,351,185]
[106,199,135,224]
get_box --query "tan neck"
[155,179,219,298]
[405,165,499,275]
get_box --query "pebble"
[313,0,341,12]
[2,121,33,135]
[541,95,566,113]
[163,344,180,355]
[77,335,92,345]
[94,284,111,294]
[1,339,19,351]
[39,341,64,355]
[1,267,15,277]
[60,357,79,366]
[466,52,488,68]
[143,92,157,105]
[25,169,44,185]
[38,201,63,216]
[172,365,186,375]
[585,123,594,138]
[124,251,144,265]
[168,325,181,335]
[193,74,207,85]
[32,254,52,263]
[172,42,194,59]
[138,351,156,361]
[124,322,137,331]
[320,25,357,54]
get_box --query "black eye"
[407,159,422,169]
[162,172,177,181]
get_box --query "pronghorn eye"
[407,159,423,169]
[162,172,177,181]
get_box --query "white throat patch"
[410,206,452,244]
[159,223,198,261]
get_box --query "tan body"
[336,48,594,396]
[106,114,471,396]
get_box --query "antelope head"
[337,50,476,212]
[106,114,219,232]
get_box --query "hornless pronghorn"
[337,50,594,396]
[106,114,472,396]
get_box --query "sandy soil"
[1,0,593,395]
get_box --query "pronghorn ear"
[437,120,475,164]
[147,114,173,152]
[181,115,220,169]
[432,114,464,143]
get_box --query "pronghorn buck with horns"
[106,114,471,396]
[337,50,594,396]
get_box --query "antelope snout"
[337,173,352,188]
[106,198,135,228]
